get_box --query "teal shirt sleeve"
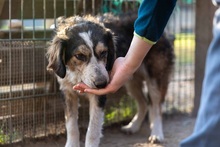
[134,0,177,43]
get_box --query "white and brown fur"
[47,16,115,147]
[101,13,174,143]
[47,13,174,147]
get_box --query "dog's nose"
[94,80,107,89]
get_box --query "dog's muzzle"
[94,79,107,89]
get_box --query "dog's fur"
[47,13,174,147]
[47,16,115,147]
[101,13,174,143]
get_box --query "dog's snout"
[94,80,107,89]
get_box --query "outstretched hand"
[73,57,133,95]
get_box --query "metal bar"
[54,0,57,27]
[8,0,11,40]
[124,1,128,12]
[21,99,24,143]
[54,95,57,135]
[43,0,46,39]
[44,96,46,136]
[32,1,36,95]
[8,0,12,93]
[21,0,24,93]
[8,0,13,144]
[43,0,47,136]
[83,0,86,14]
[0,93,58,102]
[32,0,35,39]
[43,0,47,94]
[64,0,67,17]
[92,0,95,15]
[21,1,24,40]
[9,101,12,144]
[33,98,36,137]
[73,0,76,15]
[100,0,103,14]
[109,0,113,12]
[132,0,135,10]
[0,38,51,41]
[21,0,25,143]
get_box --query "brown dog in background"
[100,13,174,143]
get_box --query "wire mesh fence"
[165,1,195,113]
[0,0,195,145]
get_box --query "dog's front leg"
[85,95,106,147]
[147,80,164,143]
[64,92,80,147]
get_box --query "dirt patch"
[9,114,195,147]
[100,114,195,147]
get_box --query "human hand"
[73,57,133,95]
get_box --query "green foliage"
[0,122,19,145]
[104,95,137,124]
[0,125,9,144]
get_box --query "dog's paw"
[148,135,164,144]
[121,124,140,134]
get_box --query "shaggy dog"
[47,14,174,147]
[47,16,115,147]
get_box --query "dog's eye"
[100,51,107,59]
[75,54,87,61]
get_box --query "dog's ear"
[47,36,66,78]
[105,30,116,71]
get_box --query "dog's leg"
[121,68,148,134]
[64,92,80,147]
[147,79,164,143]
[85,95,106,147]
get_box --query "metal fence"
[0,0,195,145]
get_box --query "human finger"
[84,85,117,95]
[73,83,90,93]
[84,88,109,95]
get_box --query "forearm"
[124,35,153,74]
[124,0,177,73]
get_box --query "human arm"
[73,0,177,95]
